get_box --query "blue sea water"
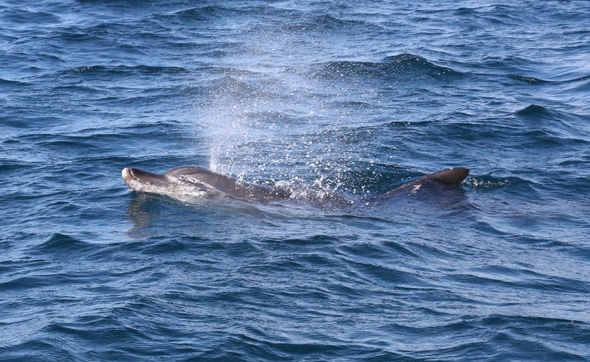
[1,0,590,360]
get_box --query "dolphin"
[122,166,469,203]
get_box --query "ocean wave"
[0,160,30,172]
[204,76,274,100]
[1,9,60,26]
[169,5,254,20]
[508,74,549,84]
[572,76,590,93]
[166,7,214,21]
[267,12,381,34]
[452,267,590,294]
[312,54,463,81]
[275,234,339,246]
[63,64,189,76]
[76,0,153,5]
[302,14,372,31]
[340,239,420,260]
[31,233,94,254]
[50,28,101,43]
[514,105,590,144]
[140,238,193,255]
[0,275,53,292]
[1,116,67,129]
[36,136,100,153]
[515,104,556,119]
[0,78,31,88]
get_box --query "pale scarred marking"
[122,168,132,180]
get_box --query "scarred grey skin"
[122,166,469,202]
[122,166,292,202]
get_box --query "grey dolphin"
[122,166,292,202]
[122,166,469,202]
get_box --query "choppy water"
[2,1,590,361]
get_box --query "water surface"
[1,1,589,361]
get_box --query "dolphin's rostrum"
[122,165,469,203]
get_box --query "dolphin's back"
[164,166,291,202]
[164,166,230,184]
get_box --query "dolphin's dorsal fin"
[381,167,469,196]
[424,167,469,185]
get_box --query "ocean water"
[1,0,590,361]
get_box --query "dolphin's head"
[122,167,173,193]
[122,167,221,200]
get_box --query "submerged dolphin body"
[122,166,469,203]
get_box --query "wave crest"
[313,54,463,81]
